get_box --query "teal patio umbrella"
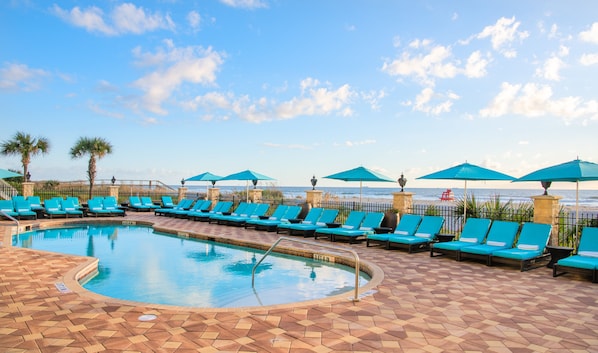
[515,158,598,242]
[0,169,21,179]
[324,166,395,206]
[185,172,222,195]
[221,169,275,202]
[417,162,515,220]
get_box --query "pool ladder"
[251,236,362,302]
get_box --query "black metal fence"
[556,209,598,247]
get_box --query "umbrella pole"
[575,181,579,246]
[463,180,468,221]
[360,181,363,209]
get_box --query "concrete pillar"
[392,191,413,215]
[177,187,188,202]
[249,189,263,203]
[207,188,220,206]
[531,194,562,245]
[108,185,119,201]
[21,182,34,197]
[305,190,323,208]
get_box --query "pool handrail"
[0,210,20,244]
[251,236,361,302]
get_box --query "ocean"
[181,185,598,208]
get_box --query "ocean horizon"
[180,185,598,208]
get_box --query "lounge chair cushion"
[517,244,539,251]
[459,237,478,243]
[557,256,598,270]
[578,251,598,258]
[415,233,432,239]
[486,240,506,247]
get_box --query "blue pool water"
[13,225,369,308]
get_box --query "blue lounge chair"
[219,203,271,226]
[102,196,126,216]
[129,196,151,211]
[430,218,492,260]
[314,211,366,241]
[0,199,19,219]
[141,197,160,210]
[490,222,552,271]
[276,207,324,235]
[459,220,520,265]
[317,212,384,244]
[553,227,598,282]
[14,199,37,220]
[86,198,113,217]
[61,198,84,218]
[387,215,445,253]
[189,201,233,221]
[278,208,342,237]
[173,200,212,218]
[26,196,44,212]
[154,198,193,216]
[251,205,303,231]
[43,198,67,219]
[245,205,288,229]
[366,214,422,247]
[161,196,175,208]
[208,202,251,224]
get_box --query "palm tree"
[70,137,113,199]
[0,131,50,180]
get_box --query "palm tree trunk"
[88,156,96,200]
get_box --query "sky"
[2,0,598,191]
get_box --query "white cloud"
[480,82,598,123]
[345,139,376,147]
[382,42,489,86]
[0,62,49,91]
[183,80,355,123]
[580,53,598,66]
[536,56,565,81]
[132,44,224,115]
[187,11,201,31]
[476,17,529,58]
[52,3,174,36]
[579,22,598,44]
[218,0,267,9]
[405,87,459,115]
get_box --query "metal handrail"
[251,236,362,302]
[0,210,20,244]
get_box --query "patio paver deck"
[1,213,597,352]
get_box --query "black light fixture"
[181,178,185,186]
[398,173,407,192]
[211,180,217,187]
[310,175,317,190]
[111,176,116,185]
[541,181,551,195]
[25,172,31,182]
[252,179,258,189]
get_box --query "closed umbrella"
[0,169,21,179]
[417,162,515,220]
[323,166,395,207]
[515,158,598,243]
[221,169,275,202]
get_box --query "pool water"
[13,225,370,308]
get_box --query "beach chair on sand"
[316,212,384,244]
[490,222,552,271]
[386,215,444,253]
[459,220,520,265]
[553,227,598,282]
[367,214,422,248]
[314,211,366,241]
[430,218,492,260]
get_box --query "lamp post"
[181,178,185,186]
[111,176,116,185]
[252,179,258,189]
[541,181,551,195]
[398,173,407,192]
[25,172,31,182]
[310,175,317,190]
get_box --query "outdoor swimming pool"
[13,225,370,308]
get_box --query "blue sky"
[2,0,598,190]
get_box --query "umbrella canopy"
[515,158,598,244]
[324,166,395,206]
[417,162,515,220]
[221,169,275,202]
[0,169,21,179]
[185,171,222,182]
